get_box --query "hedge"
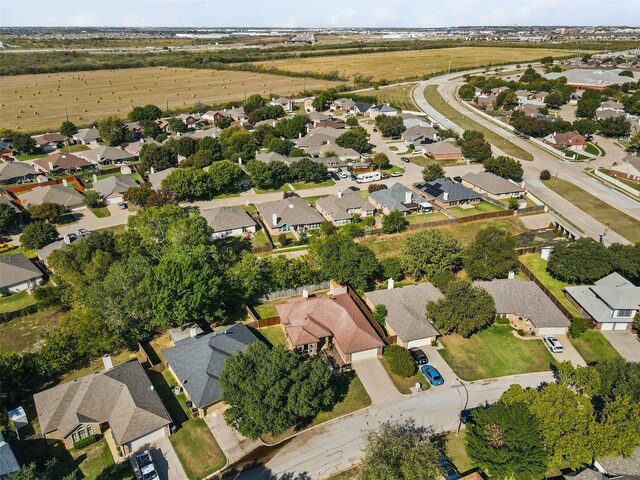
[0,304,39,324]
[384,345,416,377]
[73,434,99,449]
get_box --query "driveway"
[129,436,187,480]
[549,334,587,367]
[205,407,260,464]
[419,345,459,388]
[352,358,403,405]
[601,331,640,362]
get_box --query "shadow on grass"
[147,370,188,428]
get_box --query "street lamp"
[456,377,469,435]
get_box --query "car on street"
[421,364,444,386]
[391,172,403,177]
[544,335,564,353]
[400,157,410,163]
[338,171,349,179]
[373,128,378,132]
[439,459,461,480]
[381,173,389,179]
[77,228,90,237]
[0,243,14,253]
[135,450,158,480]
[408,347,428,365]
[117,202,127,210]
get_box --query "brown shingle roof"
[34,153,92,172]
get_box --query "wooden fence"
[251,245,273,254]
[7,176,84,198]
[403,209,514,232]
[517,260,574,321]
[517,205,546,214]
[138,341,165,372]
[515,246,542,256]
[346,285,392,345]
[256,282,330,302]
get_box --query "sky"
[0,0,639,28]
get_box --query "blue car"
[421,364,444,386]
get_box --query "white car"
[544,336,564,353]
[391,172,403,177]
[338,171,349,179]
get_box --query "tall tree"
[0,204,20,235]
[139,144,178,173]
[464,226,517,280]
[422,163,445,182]
[336,128,370,153]
[11,133,37,154]
[28,202,69,223]
[97,115,125,145]
[547,238,612,284]
[401,230,462,280]
[19,221,58,249]
[483,156,523,178]
[59,120,77,137]
[208,160,244,194]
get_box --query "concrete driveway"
[205,407,260,464]
[601,331,640,362]
[352,358,403,405]
[419,345,459,388]
[129,436,187,480]
[549,334,587,367]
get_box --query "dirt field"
[0,67,342,132]
[252,46,590,81]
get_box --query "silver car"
[544,336,564,353]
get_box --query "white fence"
[594,168,640,198]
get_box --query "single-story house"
[595,109,626,120]
[72,128,101,145]
[330,98,356,112]
[34,360,172,455]
[477,279,571,335]
[0,161,37,185]
[353,101,373,115]
[305,143,361,160]
[402,125,439,145]
[315,119,346,130]
[545,68,638,90]
[365,283,442,348]
[296,133,336,148]
[368,182,432,215]
[542,131,586,150]
[257,196,324,235]
[276,293,385,363]
[190,128,221,140]
[609,154,640,182]
[421,141,463,160]
[368,104,398,118]
[414,178,481,208]
[476,94,497,107]
[124,139,161,157]
[594,446,640,478]
[307,126,344,139]
[0,253,43,294]
[461,171,525,199]
[77,146,135,165]
[163,323,259,417]
[176,113,199,129]
[310,156,347,172]
[255,151,287,163]
[200,206,258,239]
[515,90,534,104]
[598,100,625,113]
[565,272,639,331]
[93,175,139,204]
[316,190,375,226]
[514,104,541,117]
[148,167,177,191]
[226,107,247,123]
[32,133,69,152]
[19,184,85,209]
[34,153,92,174]
[308,111,330,125]
[270,97,295,112]
[0,431,20,478]
[202,110,230,123]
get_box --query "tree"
[484,156,523,178]
[97,115,125,145]
[464,227,517,280]
[576,97,601,118]
[573,118,598,136]
[219,127,256,161]
[123,186,153,206]
[359,420,440,480]
[539,169,551,180]
[382,211,408,234]
[215,116,233,129]
[185,149,215,168]
[0,204,20,235]
[346,116,359,127]
[20,221,58,249]
[380,256,404,281]
[401,230,462,280]
[167,117,187,133]
[427,280,495,337]
[372,304,388,327]
[11,133,36,154]
[496,91,518,109]
[165,136,198,157]
[7,459,76,480]
[208,160,243,194]
[438,128,459,140]
[243,94,265,115]
[245,159,290,190]
[248,105,285,124]
[598,394,640,458]
[372,153,389,169]
[544,90,566,109]
[336,129,370,153]
[197,136,222,160]
[458,83,476,100]
[608,243,640,284]
[161,167,214,201]
[375,115,405,137]
[138,119,162,139]
[139,144,178,173]
[599,115,631,138]
[145,189,177,207]
[264,136,293,155]
[466,402,547,480]
[462,137,492,162]
[289,158,327,183]
[220,342,334,439]
[422,163,445,182]
[128,104,162,121]
[547,238,613,284]
[553,361,601,397]
[383,345,416,377]
[59,120,77,137]
[274,115,309,139]
[512,116,554,137]
[593,358,640,403]
[29,202,69,223]
[83,190,102,208]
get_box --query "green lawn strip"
[17,152,48,161]
[542,178,640,243]
[74,438,118,479]
[424,84,534,161]
[170,418,226,480]
[325,465,363,480]
[448,200,505,218]
[380,164,405,175]
[301,194,329,206]
[253,302,279,319]
[96,224,125,235]
[599,168,640,192]
[255,325,288,347]
[311,372,371,426]
[439,325,556,381]
[410,155,465,167]
[251,229,270,247]
[65,144,90,153]
[291,179,336,190]
[379,356,427,394]
[0,307,66,353]
[406,212,449,224]
[585,143,600,155]
[567,330,622,365]
[154,369,190,424]
[0,290,36,313]
[254,184,291,194]
[90,207,111,218]
[443,431,474,473]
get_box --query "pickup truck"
[135,450,159,480]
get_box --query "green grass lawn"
[90,206,111,218]
[251,229,270,248]
[74,438,121,479]
[170,418,227,479]
[444,431,474,473]
[568,330,622,364]
[253,302,280,319]
[291,178,336,190]
[254,184,291,194]
[300,194,329,206]
[0,246,37,258]
[448,200,505,218]
[96,224,125,235]
[406,212,449,224]
[542,178,640,243]
[17,152,48,161]
[0,290,36,313]
[65,143,90,153]
[424,85,534,161]
[380,164,405,175]
[380,356,427,394]
[0,307,66,353]
[311,372,371,425]
[325,465,363,480]
[255,325,287,347]
[439,325,556,381]
[585,143,600,156]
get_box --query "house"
[0,431,20,478]
[308,111,330,125]
[32,133,69,152]
[190,128,221,140]
[368,182,432,215]
[254,119,278,128]
[302,97,315,112]
[594,446,640,478]
[255,151,287,163]
[270,97,295,112]
[402,125,439,145]
[19,184,85,209]
[72,128,101,145]
[305,143,361,160]
[531,91,549,101]
[414,178,481,208]
[226,107,247,123]
[124,139,161,157]
[310,156,347,172]
[275,293,384,362]
[476,94,497,107]
[610,154,640,182]
[542,131,586,151]
[148,167,177,191]
[565,272,639,331]
[421,141,463,160]
[34,152,92,174]
[368,104,398,118]
[598,100,625,113]
[330,98,356,112]
[155,118,170,133]
[0,253,43,293]
[163,323,260,417]
[34,360,172,456]
[477,279,570,335]
[202,110,230,123]
[0,198,20,216]
[353,101,373,116]
[296,133,336,148]
[402,115,431,129]
[0,161,37,185]
[314,119,346,130]
[365,283,442,348]
[307,126,344,139]
[77,146,135,165]
[514,90,534,104]
[93,175,139,205]
[200,206,258,239]
[461,171,525,199]
[177,113,199,129]
[258,196,324,234]
[514,104,541,117]
[316,190,375,226]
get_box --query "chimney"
[189,326,198,338]
[337,190,343,199]
[33,163,39,172]
[508,271,515,279]
[48,161,54,170]
[302,289,309,299]
[150,167,155,175]
[97,155,101,163]
[404,191,412,204]
[238,157,243,165]
[93,174,98,183]
[443,191,449,201]
[102,354,113,371]
[62,179,68,186]
[388,278,395,290]
[272,213,278,227]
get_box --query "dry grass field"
[0,67,342,132]
[358,84,418,111]
[253,46,590,81]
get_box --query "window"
[72,432,79,443]
[616,310,634,318]
[78,428,88,440]
[87,425,93,436]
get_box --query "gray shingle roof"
[93,175,139,198]
[597,446,640,476]
[0,253,43,289]
[365,283,442,342]
[462,171,525,195]
[258,196,324,229]
[163,323,259,408]
[78,146,135,164]
[0,161,36,183]
[0,432,20,477]
[72,128,101,143]
[565,273,639,323]
[415,178,480,203]
[148,167,177,191]
[19,184,85,208]
[369,182,428,213]
[200,206,257,233]
[316,191,373,221]
[420,141,462,156]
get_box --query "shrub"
[380,256,404,281]
[372,304,388,326]
[569,317,587,339]
[540,169,551,181]
[384,345,416,377]
[495,316,510,325]
[368,183,387,193]
[517,329,525,336]
[73,434,98,449]
[277,233,291,247]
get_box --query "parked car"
[373,128,378,132]
[391,172,403,177]
[421,365,444,386]
[544,336,564,353]
[117,202,127,210]
[338,171,349,179]
[77,228,90,237]
[439,460,461,480]
[408,347,428,365]
[135,450,158,480]
[0,243,14,253]
[381,173,389,179]
[400,157,410,163]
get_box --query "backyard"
[254,325,288,347]
[0,290,36,314]
[448,200,505,218]
[439,324,556,381]
[0,307,66,353]
[568,330,621,364]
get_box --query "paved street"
[601,331,640,362]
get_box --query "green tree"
[383,345,416,377]
[28,202,69,223]
[145,189,177,207]
[576,97,601,118]
[83,190,102,208]
[598,115,631,138]
[11,133,37,154]
[380,256,404,281]
[336,128,370,153]
[372,304,388,327]
[597,395,640,458]
[20,221,58,249]
[243,94,265,115]
[165,136,198,157]
[161,167,214,201]
[167,117,187,133]
[422,163,445,182]
[382,211,408,234]
[593,358,640,403]
[375,115,405,137]
[401,230,462,280]
[59,120,77,137]
[219,127,256,161]
[123,186,153,206]
[359,420,440,480]
[0,203,20,235]
[7,459,76,480]
[139,143,178,173]
[138,119,162,139]
[97,115,125,145]
[248,105,285,124]
[215,116,233,129]
[572,118,598,136]
[544,90,566,109]
[274,115,309,139]
[372,153,389,169]
[464,226,517,280]
[427,280,495,337]
[220,342,334,439]
[553,361,601,397]
[608,243,640,284]
[539,169,551,180]
[466,402,547,480]
[129,104,162,121]
[185,148,215,168]
[496,91,518,109]
[547,238,612,284]
[483,156,523,178]
[264,136,293,155]
[208,160,243,194]
[458,83,476,100]
[346,116,359,127]
[462,137,492,162]
[197,136,223,159]
[289,158,327,183]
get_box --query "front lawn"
[0,246,37,258]
[380,356,427,394]
[90,207,111,218]
[16,152,47,161]
[170,418,227,479]
[448,200,505,218]
[0,307,66,353]
[568,330,622,364]
[253,184,291,194]
[599,168,640,192]
[439,325,556,381]
[380,164,405,175]
[0,290,36,313]
[311,371,371,425]
[443,431,474,473]
[291,179,336,190]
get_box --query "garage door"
[407,338,433,349]
[351,349,379,362]
[105,196,123,205]
[614,322,629,331]
[600,323,615,331]
[538,327,568,336]
[127,428,167,453]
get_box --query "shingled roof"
[200,206,257,233]
[0,253,43,289]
